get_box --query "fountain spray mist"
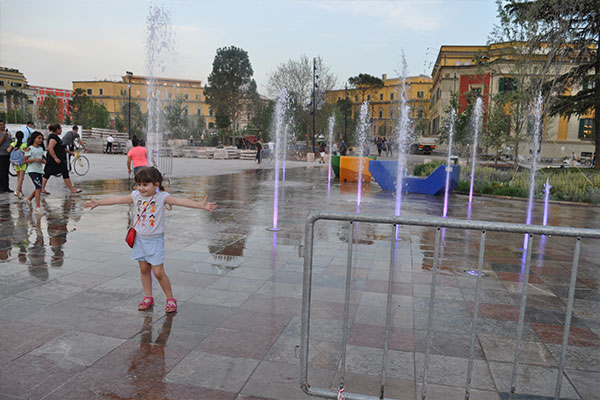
[468,98,484,203]
[327,116,335,195]
[394,56,411,218]
[270,89,290,231]
[145,4,173,168]
[356,102,370,212]
[442,109,457,217]
[523,93,543,250]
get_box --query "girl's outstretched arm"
[83,194,133,210]
[166,195,217,211]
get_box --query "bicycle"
[70,148,90,176]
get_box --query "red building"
[30,85,72,123]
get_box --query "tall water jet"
[442,109,457,217]
[145,4,173,168]
[282,121,289,181]
[269,89,290,231]
[356,102,370,212]
[523,93,543,250]
[327,115,335,195]
[543,178,551,226]
[394,57,411,219]
[468,97,484,203]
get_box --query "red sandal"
[138,296,154,311]
[165,298,177,313]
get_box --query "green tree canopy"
[39,95,61,125]
[348,73,384,102]
[205,46,255,143]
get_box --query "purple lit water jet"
[442,109,457,217]
[394,56,411,220]
[543,178,551,226]
[327,116,335,196]
[468,98,483,203]
[270,89,290,231]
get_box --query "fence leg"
[339,221,355,390]
[510,234,534,398]
[379,224,398,398]
[300,218,316,393]
[420,227,442,400]
[554,237,581,399]
[465,230,486,400]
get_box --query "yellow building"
[0,67,35,118]
[326,74,432,138]
[429,43,595,158]
[73,75,216,130]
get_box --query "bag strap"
[132,195,154,228]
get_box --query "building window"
[167,92,172,99]
[120,89,127,96]
[390,93,394,100]
[499,77,517,91]
[87,89,92,95]
[209,108,213,117]
[355,95,358,102]
[579,118,594,140]
[338,96,341,101]
[0,94,4,103]
[417,91,424,98]
[379,93,383,100]
[208,122,215,128]
[367,95,370,101]
[378,109,383,119]
[0,81,4,86]
[99,100,104,105]
[184,94,189,100]
[198,108,202,115]
[11,82,22,87]
[418,107,424,119]
[99,88,104,95]
[196,94,202,100]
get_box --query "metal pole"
[312,57,316,153]
[344,83,348,144]
[380,225,397,398]
[339,221,355,390]
[128,73,132,139]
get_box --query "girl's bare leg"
[17,171,25,193]
[33,189,41,208]
[151,264,174,299]
[139,261,153,297]
[41,177,49,193]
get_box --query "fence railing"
[300,211,600,400]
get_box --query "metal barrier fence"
[300,211,600,400]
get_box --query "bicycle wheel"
[73,155,90,176]
[9,164,16,177]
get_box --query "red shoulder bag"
[126,196,154,248]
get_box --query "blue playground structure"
[368,160,461,195]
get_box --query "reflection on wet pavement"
[1,166,599,399]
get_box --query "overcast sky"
[1,0,499,93]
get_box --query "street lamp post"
[126,71,133,139]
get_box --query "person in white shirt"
[105,135,115,153]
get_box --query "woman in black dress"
[40,124,82,195]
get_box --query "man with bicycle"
[62,126,87,171]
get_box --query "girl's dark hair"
[48,124,61,132]
[14,131,23,149]
[28,131,45,149]
[131,136,139,147]
[134,167,165,191]
[140,139,146,147]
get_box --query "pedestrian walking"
[0,119,13,193]
[127,137,149,176]
[7,131,28,198]
[83,167,217,313]
[40,124,82,195]
[23,131,46,213]
[255,140,263,164]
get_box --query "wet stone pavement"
[1,165,599,399]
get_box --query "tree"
[266,55,337,140]
[5,89,30,123]
[335,98,356,144]
[492,0,586,167]
[250,99,274,142]
[348,73,384,102]
[67,88,110,129]
[502,0,600,168]
[484,96,511,163]
[38,95,61,125]
[205,46,255,143]
[215,111,231,145]
[114,101,145,137]
[164,96,190,139]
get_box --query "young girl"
[83,167,217,313]
[24,132,46,213]
[7,131,28,198]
